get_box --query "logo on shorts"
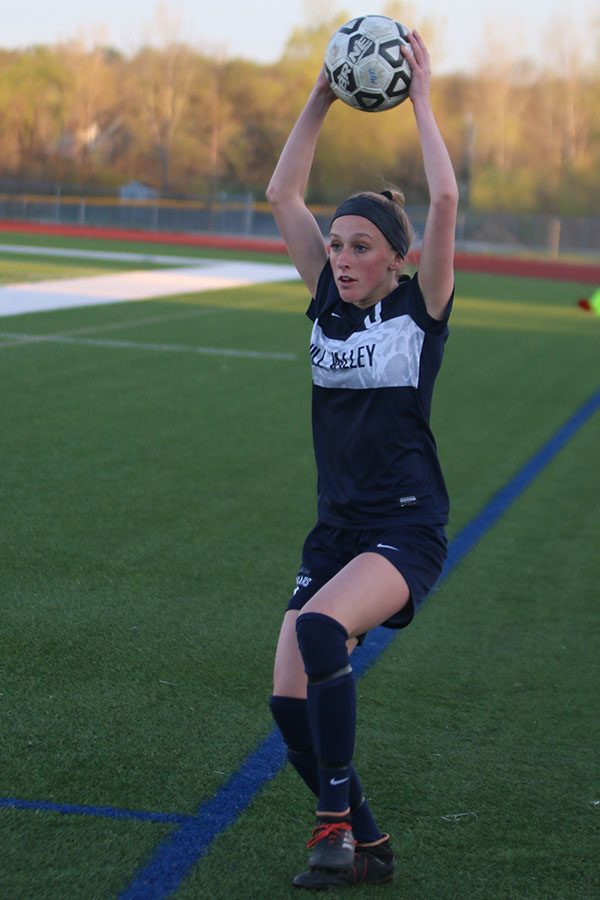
[296,574,312,589]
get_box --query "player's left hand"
[314,65,337,103]
[402,30,431,103]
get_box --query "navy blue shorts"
[287,520,448,629]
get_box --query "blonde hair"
[353,186,413,254]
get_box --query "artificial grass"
[1,301,311,816]
[0,809,172,899]
[0,260,598,897]
[178,335,599,900]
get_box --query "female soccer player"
[266,30,458,890]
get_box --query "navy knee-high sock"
[269,695,319,795]
[295,612,357,816]
[269,694,383,842]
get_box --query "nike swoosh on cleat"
[330,776,350,786]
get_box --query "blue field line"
[119,385,600,899]
[443,386,600,576]
[0,797,193,825]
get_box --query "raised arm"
[266,70,336,296]
[404,31,459,320]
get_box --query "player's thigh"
[302,552,410,639]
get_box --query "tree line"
[0,4,598,215]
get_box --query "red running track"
[1,220,598,284]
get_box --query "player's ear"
[389,252,404,270]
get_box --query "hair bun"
[380,187,406,208]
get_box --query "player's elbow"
[430,187,459,222]
[266,182,302,216]
[265,180,279,206]
[266,180,293,208]
[435,181,460,210]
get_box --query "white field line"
[0,306,232,349]
[0,259,300,317]
[0,331,297,361]
[59,306,230,336]
[0,249,301,359]
[0,243,214,266]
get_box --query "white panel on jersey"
[310,314,425,390]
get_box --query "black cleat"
[306,820,356,870]
[293,834,395,890]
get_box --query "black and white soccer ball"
[324,15,412,112]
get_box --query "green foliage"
[472,167,540,213]
[0,14,599,213]
[0,46,70,174]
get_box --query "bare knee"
[273,660,307,699]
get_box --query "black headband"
[330,193,409,257]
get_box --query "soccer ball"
[324,15,412,112]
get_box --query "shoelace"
[306,821,352,849]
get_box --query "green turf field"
[0,237,599,898]
[0,238,205,285]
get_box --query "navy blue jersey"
[306,261,452,528]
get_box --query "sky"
[2,1,597,73]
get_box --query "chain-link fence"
[0,190,598,259]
